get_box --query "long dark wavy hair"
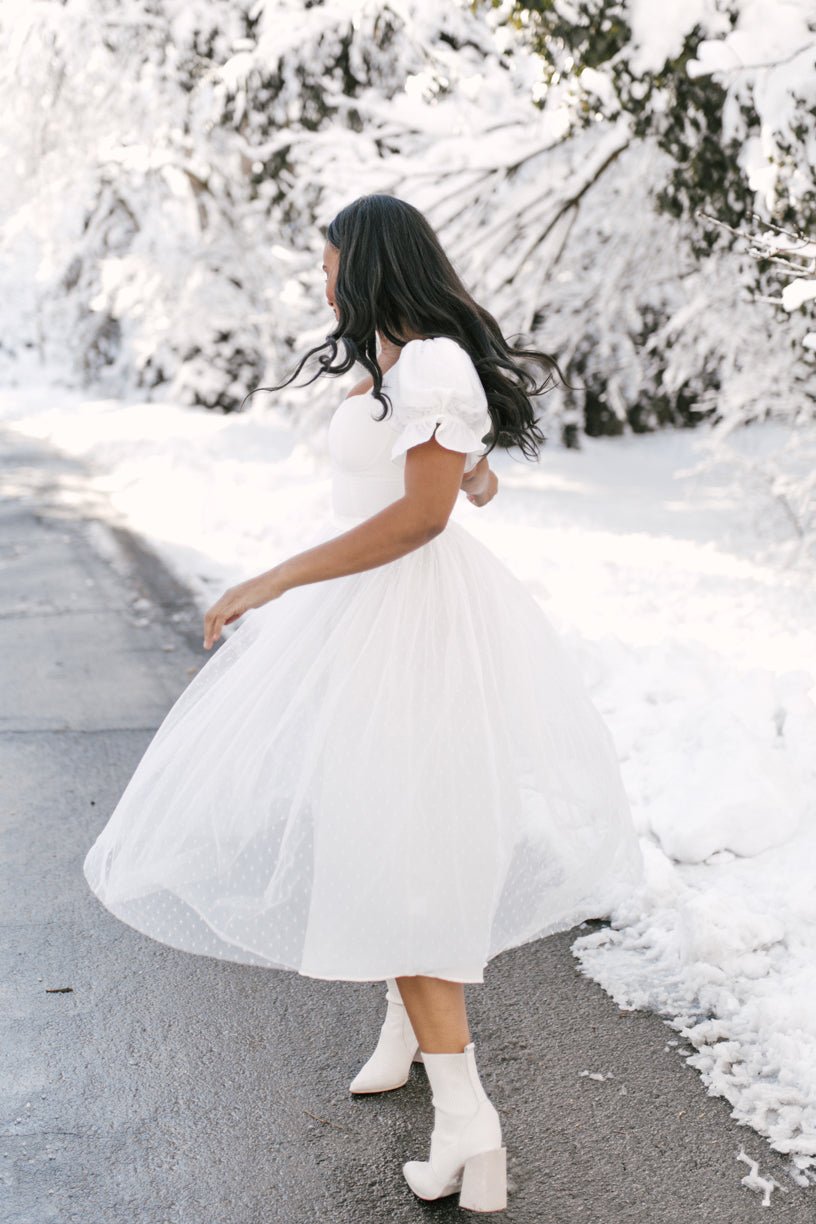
[247,193,568,462]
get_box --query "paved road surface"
[1,425,812,1223]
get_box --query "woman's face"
[322,241,340,321]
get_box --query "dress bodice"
[328,386,407,520]
[327,337,492,521]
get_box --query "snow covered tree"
[0,0,814,553]
[485,0,816,559]
[0,1,270,408]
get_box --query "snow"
[2,373,815,1185]
[737,1148,784,1206]
[782,278,816,312]
[628,0,711,76]
[686,1,816,214]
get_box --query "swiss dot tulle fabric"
[83,336,645,983]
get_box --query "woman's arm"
[203,434,470,649]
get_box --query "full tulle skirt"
[83,513,644,982]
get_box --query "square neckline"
[343,362,397,403]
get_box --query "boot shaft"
[421,1041,491,1117]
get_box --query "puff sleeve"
[387,337,492,473]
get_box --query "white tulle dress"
[83,337,644,983]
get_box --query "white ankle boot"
[349,978,423,1094]
[403,1040,507,1212]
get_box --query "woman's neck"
[377,328,424,371]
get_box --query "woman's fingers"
[203,608,224,649]
[467,472,499,507]
[202,574,280,649]
[203,590,245,649]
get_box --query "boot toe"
[402,1159,460,1200]
[350,1049,416,1093]
[350,1066,410,1094]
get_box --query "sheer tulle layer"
[83,514,644,983]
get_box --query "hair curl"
[247,193,569,462]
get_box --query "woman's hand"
[203,568,288,650]
[460,456,498,508]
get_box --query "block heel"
[459,1146,507,1212]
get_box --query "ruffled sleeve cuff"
[390,410,490,465]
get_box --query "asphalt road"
[1,424,812,1224]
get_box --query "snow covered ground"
[2,374,815,1195]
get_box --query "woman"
[83,193,644,1213]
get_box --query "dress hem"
[87,888,488,983]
